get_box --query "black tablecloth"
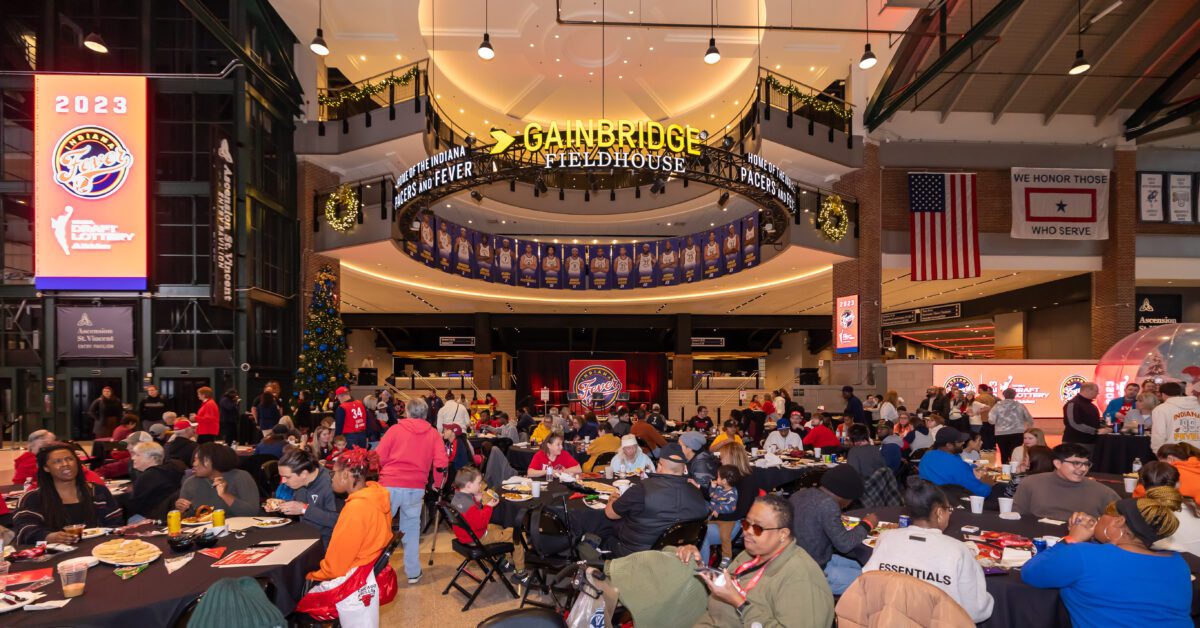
[490,479,619,538]
[4,522,324,627]
[1092,434,1155,474]
[752,463,827,492]
[506,444,583,473]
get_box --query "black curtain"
[516,351,668,411]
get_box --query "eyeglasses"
[1062,458,1093,469]
[741,519,786,536]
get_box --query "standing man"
[1151,382,1200,452]
[989,388,1034,464]
[436,391,469,432]
[218,389,242,445]
[138,385,168,432]
[1063,382,1110,454]
[1104,382,1140,428]
[334,386,369,449]
[842,386,866,429]
[375,398,448,585]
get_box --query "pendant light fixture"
[1068,0,1090,75]
[310,0,329,56]
[704,0,720,64]
[478,0,495,60]
[859,0,877,69]
[83,32,108,54]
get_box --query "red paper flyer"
[212,547,275,568]
[3,568,53,586]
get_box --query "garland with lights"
[324,184,359,233]
[764,75,852,121]
[293,265,350,404]
[817,194,850,242]
[318,67,420,109]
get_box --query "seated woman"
[863,478,994,623]
[1023,485,1193,627]
[802,416,840,450]
[297,448,394,626]
[710,419,744,452]
[309,426,335,461]
[126,441,185,522]
[442,424,476,479]
[527,433,581,478]
[1008,428,1047,470]
[609,434,653,475]
[175,442,261,517]
[1000,445,1055,499]
[275,448,342,546]
[111,414,139,442]
[254,424,292,459]
[1138,461,1200,556]
[13,442,123,544]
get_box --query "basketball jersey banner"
[680,235,702,284]
[451,225,475,278]
[658,238,682,286]
[721,219,742,274]
[1010,167,1110,240]
[435,218,454,271]
[540,244,563,289]
[517,240,540,288]
[563,246,587,290]
[702,229,723,279]
[494,237,516,285]
[416,214,437,267]
[588,245,612,290]
[612,245,635,290]
[741,214,759,268]
[635,242,657,288]
[475,234,495,282]
[35,74,148,290]
[568,359,627,411]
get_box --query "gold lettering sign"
[492,119,702,156]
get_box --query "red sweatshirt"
[375,419,449,490]
[803,424,841,449]
[450,491,492,543]
[12,451,103,487]
[195,398,220,436]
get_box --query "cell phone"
[983,566,1008,576]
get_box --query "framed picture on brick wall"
[1138,172,1165,222]
[1167,173,1195,224]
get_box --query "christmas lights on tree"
[293,265,350,403]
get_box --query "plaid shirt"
[861,466,904,509]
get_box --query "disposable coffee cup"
[1001,464,1012,475]
[1124,477,1138,493]
[997,497,1014,514]
[969,495,985,514]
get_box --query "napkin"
[1037,518,1066,526]
[165,552,194,574]
[198,547,227,560]
[999,547,1033,568]
[26,598,69,611]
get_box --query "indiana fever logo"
[943,375,973,392]
[573,366,623,410]
[52,125,134,199]
[1060,375,1087,401]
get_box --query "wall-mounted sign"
[1135,293,1182,330]
[835,294,859,355]
[882,309,918,327]
[569,360,627,411]
[918,303,962,323]
[1139,172,1165,222]
[210,128,236,308]
[1168,173,1195,224]
[1010,167,1109,241]
[35,75,148,290]
[933,363,1097,418]
[56,306,134,359]
[439,336,476,347]
[691,337,726,348]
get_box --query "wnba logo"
[573,366,623,410]
[52,125,134,199]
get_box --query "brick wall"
[1091,150,1137,358]
[833,142,882,362]
[297,160,342,315]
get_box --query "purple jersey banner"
[680,234,702,284]
[435,218,455,272]
[658,238,682,286]
[563,245,587,290]
[612,244,635,290]
[517,240,540,288]
[475,233,495,282]
[540,243,563,289]
[635,241,657,288]
[494,237,517,285]
[721,219,742,274]
[742,214,759,268]
[588,245,612,290]
[701,229,723,279]
[416,214,437,267]
[452,224,475,278]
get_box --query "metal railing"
[758,68,854,149]
[712,371,767,411]
[316,59,428,122]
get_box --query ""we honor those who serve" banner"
[1010,167,1109,241]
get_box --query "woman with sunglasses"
[679,494,835,628]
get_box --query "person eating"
[530,415,555,444]
[175,442,261,517]
[605,443,709,557]
[13,442,123,544]
[789,464,876,594]
[764,416,803,452]
[609,434,653,475]
[689,406,715,432]
[275,448,343,546]
[1008,427,1047,471]
[802,415,840,450]
[1014,443,1118,520]
[527,433,581,478]
[125,441,186,522]
[846,424,887,481]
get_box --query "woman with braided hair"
[1023,482,1193,627]
[296,447,396,627]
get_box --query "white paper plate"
[82,527,109,540]
[502,494,533,502]
[252,518,290,529]
[998,512,1021,520]
[0,592,37,614]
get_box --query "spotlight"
[635,186,641,199]
[1068,49,1090,75]
[318,121,326,136]
[84,32,109,54]
[718,191,730,206]
[342,118,349,134]
[470,190,483,202]
[310,0,329,56]
[465,135,476,147]
[478,33,495,60]
[858,43,877,70]
[704,38,720,64]
[722,137,734,150]
[364,109,371,127]
[537,178,549,194]
[509,180,516,192]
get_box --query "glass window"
[154,195,211,286]
[152,299,234,367]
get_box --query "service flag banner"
[908,172,980,281]
[1010,167,1109,240]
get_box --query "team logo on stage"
[572,365,623,410]
[52,125,134,199]
[1060,375,1087,401]
[943,375,974,392]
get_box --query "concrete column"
[831,141,882,386]
[1090,149,1137,358]
[673,314,693,390]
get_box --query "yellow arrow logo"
[489,130,516,154]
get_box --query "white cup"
[1001,464,1012,475]
[1124,477,1138,493]
[531,482,541,498]
[814,447,823,458]
[751,448,760,456]
[997,497,1014,514]
[604,466,614,479]
[969,495,985,514]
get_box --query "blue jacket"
[918,449,990,496]
[1103,396,1133,423]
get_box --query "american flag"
[908,172,980,281]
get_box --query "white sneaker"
[407,573,422,585]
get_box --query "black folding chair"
[588,451,616,471]
[651,518,709,551]
[514,506,576,610]
[477,607,568,628]
[438,501,519,611]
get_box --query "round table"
[490,478,621,538]
[506,443,583,473]
[1091,434,1155,474]
[751,463,828,492]
[3,521,324,626]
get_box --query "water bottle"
[1132,457,1143,474]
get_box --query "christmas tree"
[294,265,350,403]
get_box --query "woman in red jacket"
[195,386,220,444]
[803,414,841,450]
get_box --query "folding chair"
[437,501,519,611]
[514,506,576,610]
[588,451,616,472]
[650,519,709,551]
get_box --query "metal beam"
[1092,4,1200,125]
[938,0,1030,122]
[865,0,1026,130]
[990,0,1105,123]
[1134,119,1200,144]
[1126,96,1200,141]
[1124,46,1200,133]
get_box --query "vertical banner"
[417,214,437,267]
[475,233,494,282]
[517,240,540,288]
[435,218,453,271]
[1168,173,1195,224]
[613,244,635,290]
[742,213,759,268]
[635,241,657,288]
[35,74,148,290]
[588,245,612,289]
[835,294,860,354]
[1139,173,1164,222]
[540,243,562,289]
[452,224,475,278]
[658,238,681,286]
[702,229,723,279]
[722,219,742,274]
[564,245,587,290]
[681,235,702,283]
[494,237,516,285]
[209,127,236,308]
[1009,167,1110,240]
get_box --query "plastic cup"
[531,482,541,498]
[62,524,85,543]
[969,495,985,514]
[998,497,1014,514]
[604,466,614,479]
[814,447,822,458]
[1001,464,1012,475]
[0,560,9,593]
[1124,477,1138,493]
[58,560,87,598]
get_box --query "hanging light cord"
[1077,0,1082,48]
[602,0,606,119]
[864,0,869,47]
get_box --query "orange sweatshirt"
[1132,457,1200,502]
[308,481,393,581]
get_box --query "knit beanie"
[820,463,865,501]
[187,577,286,628]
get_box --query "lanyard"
[729,545,786,599]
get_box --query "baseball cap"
[933,426,970,448]
[776,417,792,430]
[678,431,706,451]
[443,423,462,435]
[148,424,169,437]
[620,434,638,448]
[173,419,194,430]
[335,386,350,396]
[659,442,686,463]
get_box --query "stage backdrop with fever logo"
[933,362,1097,419]
[569,360,627,411]
[517,351,667,413]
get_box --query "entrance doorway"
[70,377,123,440]
[158,377,212,418]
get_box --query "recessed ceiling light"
[529,43,535,48]
[396,54,403,60]
[556,58,561,62]
[436,94,441,99]
[710,113,715,118]
[445,204,451,208]
[468,220,473,224]
[554,34,559,38]
[810,66,815,71]
[775,64,781,69]
[459,108,464,114]
[649,47,654,51]
[618,75,623,79]
[359,55,366,61]
[623,59,628,64]
[628,10,633,14]
[666,222,672,226]
[501,220,506,224]
[734,100,739,105]
[558,74,563,78]
[483,119,489,124]
[572,239,578,243]
[589,71,594,75]
[626,36,631,40]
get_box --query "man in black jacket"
[1063,381,1110,453]
[127,441,186,521]
[605,443,709,557]
[137,385,168,432]
[165,419,198,467]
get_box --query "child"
[325,435,347,464]
[450,466,525,582]
[960,432,983,463]
[709,465,742,569]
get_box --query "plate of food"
[182,513,214,526]
[81,527,109,540]
[581,481,620,495]
[263,498,285,513]
[502,492,533,502]
[253,517,290,529]
[92,538,162,566]
[0,591,38,614]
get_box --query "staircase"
[666,389,776,425]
